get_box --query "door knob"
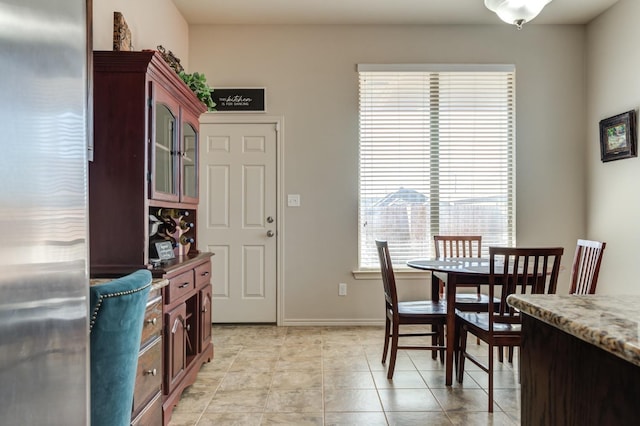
[267,230,275,237]
[267,216,274,223]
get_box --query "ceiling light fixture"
[485,0,553,30]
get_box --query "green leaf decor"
[178,71,216,111]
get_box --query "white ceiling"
[173,0,619,26]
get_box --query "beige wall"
[86,1,638,318]
[189,24,587,324]
[586,0,640,294]
[92,0,190,69]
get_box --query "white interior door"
[199,122,277,323]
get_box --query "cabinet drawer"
[165,270,194,305]
[132,337,162,417]
[131,391,162,426]
[194,261,211,288]
[140,295,162,347]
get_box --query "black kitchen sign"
[212,88,266,112]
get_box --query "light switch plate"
[288,194,301,207]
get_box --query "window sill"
[352,269,430,280]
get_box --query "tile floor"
[168,325,521,425]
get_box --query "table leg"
[430,271,440,302]
[432,271,456,386]
[443,272,457,386]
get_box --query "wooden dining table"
[406,257,494,386]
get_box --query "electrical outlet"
[287,194,301,207]
[339,282,347,296]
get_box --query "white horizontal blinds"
[359,65,515,269]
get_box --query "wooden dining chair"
[569,239,606,295]
[497,239,604,366]
[499,239,598,363]
[434,235,497,312]
[376,240,447,379]
[455,246,564,412]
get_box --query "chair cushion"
[454,293,500,304]
[90,270,152,426]
[397,300,447,316]
[453,293,502,313]
[456,311,521,333]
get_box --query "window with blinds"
[358,64,516,269]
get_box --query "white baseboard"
[281,318,385,327]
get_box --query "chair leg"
[497,345,504,362]
[476,287,481,346]
[439,324,445,364]
[431,324,438,360]
[507,346,514,363]
[488,344,494,412]
[387,321,400,380]
[382,316,391,364]
[457,325,468,383]
[453,320,460,374]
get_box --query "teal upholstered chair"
[89,270,152,426]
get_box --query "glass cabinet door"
[181,122,198,203]
[151,103,178,201]
[154,103,176,196]
[149,84,200,205]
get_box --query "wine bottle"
[166,235,178,248]
[179,219,194,230]
[157,219,177,236]
[179,234,195,245]
[152,233,178,246]
[154,207,176,220]
[172,209,190,218]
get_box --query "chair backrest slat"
[569,239,606,295]
[434,235,482,258]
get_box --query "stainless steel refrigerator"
[0,0,89,424]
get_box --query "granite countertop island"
[507,294,640,367]
[507,294,640,425]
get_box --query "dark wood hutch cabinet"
[90,50,213,425]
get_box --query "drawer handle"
[145,368,157,376]
[200,271,210,277]
[146,317,157,326]
[178,282,190,289]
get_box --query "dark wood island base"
[520,313,640,426]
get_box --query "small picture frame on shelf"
[599,110,637,162]
[153,241,176,261]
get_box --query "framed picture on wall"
[599,110,637,162]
